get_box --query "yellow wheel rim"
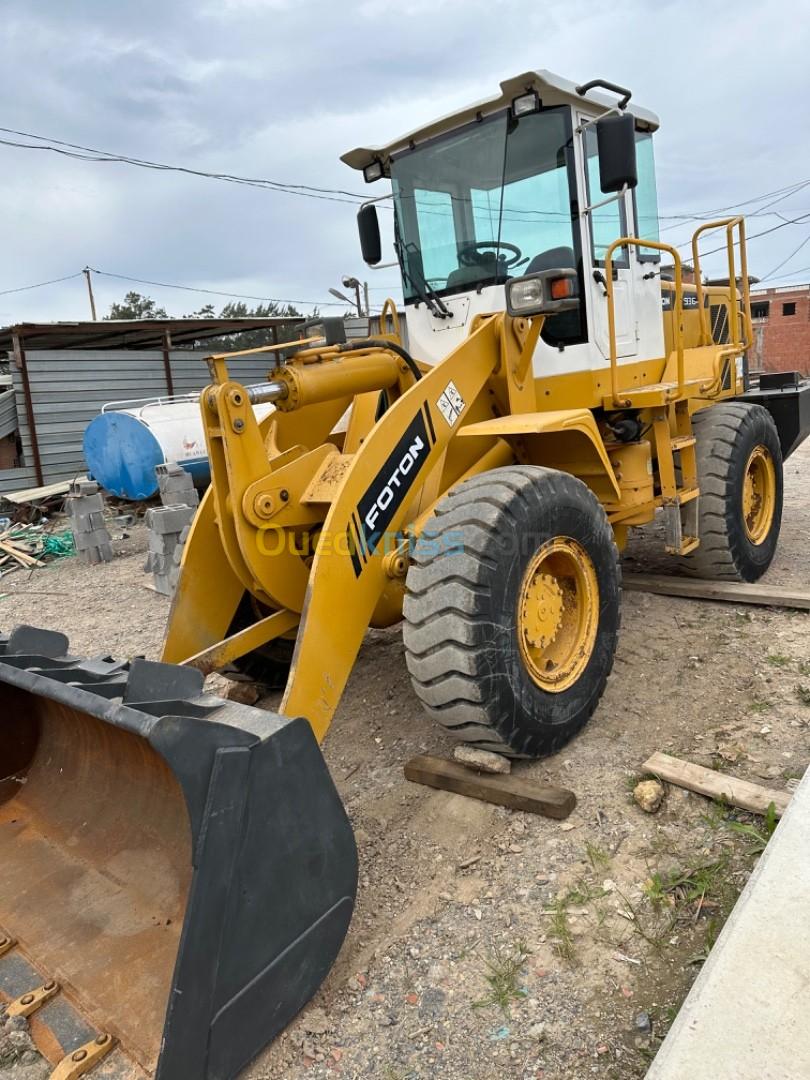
[742,445,776,545]
[517,537,599,693]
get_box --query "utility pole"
[83,267,97,321]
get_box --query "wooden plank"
[1,478,82,505]
[642,751,792,817]
[404,754,576,820]
[624,573,810,611]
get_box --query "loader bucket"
[0,626,357,1080]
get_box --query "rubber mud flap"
[0,625,358,1080]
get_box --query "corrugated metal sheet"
[2,318,411,494]
[0,467,38,497]
[8,349,314,489]
[0,388,17,440]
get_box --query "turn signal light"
[550,277,576,300]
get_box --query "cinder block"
[146,505,195,535]
[70,479,99,497]
[152,574,173,596]
[66,493,104,515]
[155,462,186,480]
[74,528,114,551]
[69,510,106,532]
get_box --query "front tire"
[403,466,620,758]
[682,402,783,581]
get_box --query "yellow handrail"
[691,217,753,353]
[605,236,685,408]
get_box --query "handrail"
[605,236,684,408]
[379,297,402,343]
[691,217,753,355]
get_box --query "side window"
[634,132,660,261]
[583,123,628,267]
[413,189,457,286]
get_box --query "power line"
[86,268,351,308]
[0,270,84,297]
[677,211,810,259]
[0,127,368,206]
[759,231,810,281]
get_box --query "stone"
[453,744,511,774]
[226,681,262,705]
[635,1011,652,1034]
[633,778,665,813]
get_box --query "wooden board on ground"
[623,573,810,611]
[642,751,792,817]
[404,754,576,820]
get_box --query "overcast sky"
[1,0,809,324]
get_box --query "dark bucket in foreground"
[0,625,357,1079]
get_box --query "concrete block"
[73,528,113,551]
[146,505,195,535]
[70,480,99,497]
[69,510,106,532]
[152,573,173,596]
[66,493,104,515]
[155,462,186,479]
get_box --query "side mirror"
[596,113,637,193]
[357,204,382,266]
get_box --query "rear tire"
[403,466,620,758]
[681,402,783,581]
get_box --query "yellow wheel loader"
[2,69,809,1078]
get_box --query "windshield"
[390,105,582,321]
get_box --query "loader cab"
[342,69,666,380]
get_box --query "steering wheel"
[457,240,523,269]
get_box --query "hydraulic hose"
[338,338,423,382]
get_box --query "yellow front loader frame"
[163,217,753,744]
[162,310,620,741]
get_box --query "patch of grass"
[564,878,608,906]
[615,888,674,953]
[728,801,778,855]
[798,661,810,677]
[766,652,792,668]
[749,697,771,714]
[795,684,810,707]
[547,900,575,962]
[585,840,611,872]
[472,941,531,1013]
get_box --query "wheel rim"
[517,537,599,693]
[742,444,776,545]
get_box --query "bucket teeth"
[49,1033,116,1079]
[6,980,60,1018]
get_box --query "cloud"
[0,0,809,324]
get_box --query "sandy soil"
[2,441,808,1080]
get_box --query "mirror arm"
[580,183,628,216]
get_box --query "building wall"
[749,284,810,376]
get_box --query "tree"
[184,299,305,351]
[105,291,168,320]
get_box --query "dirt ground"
[2,440,809,1080]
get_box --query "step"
[671,435,696,451]
[602,377,706,410]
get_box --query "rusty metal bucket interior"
[1,687,191,1076]
[0,628,358,1080]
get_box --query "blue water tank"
[83,399,211,500]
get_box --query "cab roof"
[341,69,660,174]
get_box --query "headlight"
[505,270,580,318]
[363,159,385,183]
